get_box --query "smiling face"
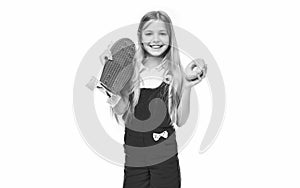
[141,20,170,57]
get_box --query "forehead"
[142,20,168,31]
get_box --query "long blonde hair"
[111,11,185,126]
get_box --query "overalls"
[123,80,181,188]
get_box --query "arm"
[177,58,207,127]
[111,95,130,115]
[176,86,192,127]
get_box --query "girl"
[101,10,206,188]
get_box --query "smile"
[149,44,164,49]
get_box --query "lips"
[149,44,164,49]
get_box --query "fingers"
[185,74,198,81]
[106,93,121,108]
[106,41,113,60]
[193,59,207,80]
[184,76,202,88]
[184,59,206,87]
[192,76,203,87]
[99,41,114,65]
[99,52,108,65]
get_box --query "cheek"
[142,43,149,50]
[141,35,151,43]
[142,43,151,53]
[161,36,170,45]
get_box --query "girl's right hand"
[98,41,117,102]
[106,93,122,108]
[97,84,122,108]
[99,42,113,65]
[110,94,130,115]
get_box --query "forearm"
[112,95,129,115]
[177,86,191,127]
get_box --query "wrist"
[182,79,192,90]
[106,93,121,108]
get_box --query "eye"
[144,32,152,36]
[160,32,167,36]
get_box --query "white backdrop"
[1,0,300,187]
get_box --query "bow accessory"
[153,131,168,141]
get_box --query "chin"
[148,51,164,57]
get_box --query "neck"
[144,56,164,69]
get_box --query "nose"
[152,33,160,43]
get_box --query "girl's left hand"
[183,58,207,88]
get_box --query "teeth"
[150,45,162,49]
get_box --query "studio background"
[1,0,299,187]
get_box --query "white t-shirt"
[139,61,171,89]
